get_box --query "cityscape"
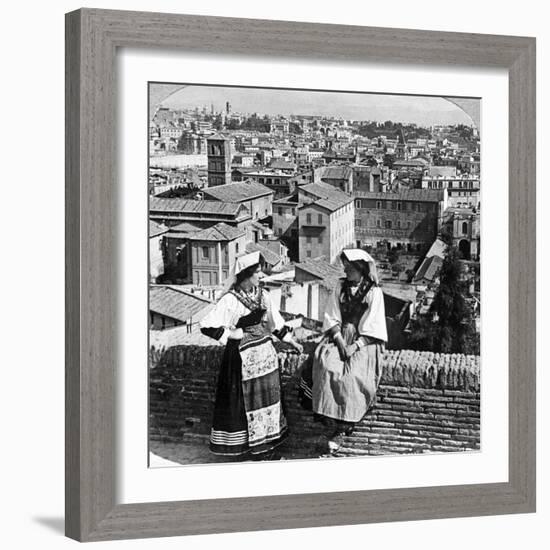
[148,84,481,465]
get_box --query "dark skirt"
[210,336,288,456]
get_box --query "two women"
[200,251,303,458]
[201,248,386,457]
[299,249,387,452]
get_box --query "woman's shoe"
[328,432,345,454]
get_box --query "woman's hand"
[228,328,243,340]
[345,344,358,359]
[288,340,303,354]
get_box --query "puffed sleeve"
[200,293,240,345]
[265,290,293,341]
[322,282,342,333]
[357,286,388,342]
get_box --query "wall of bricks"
[149,343,480,457]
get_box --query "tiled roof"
[202,180,273,203]
[149,220,169,238]
[354,189,446,203]
[245,242,282,267]
[321,165,353,180]
[295,256,344,288]
[167,221,202,233]
[300,182,353,212]
[414,255,443,283]
[149,285,214,323]
[149,197,244,216]
[273,192,299,205]
[187,222,245,242]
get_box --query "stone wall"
[149,343,480,457]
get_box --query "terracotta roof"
[187,222,245,242]
[321,165,353,180]
[149,220,169,238]
[300,182,354,212]
[149,197,244,216]
[202,180,273,203]
[294,256,344,288]
[149,286,214,323]
[245,242,282,267]
[414,255,443,283]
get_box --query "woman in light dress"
[200,251,303,458]
[299,248,387,452]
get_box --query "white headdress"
[222,251,263,292]
[340,248,379,285]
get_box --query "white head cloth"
[340,248,379,285]
[222,251,263,292]
[341,248,375,264]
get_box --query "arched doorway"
[458,239,471,260]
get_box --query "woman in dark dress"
[200,251,303,457]
[299,248,387,452]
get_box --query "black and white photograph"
[148,83,481,466]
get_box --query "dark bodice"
[339,277,373,329]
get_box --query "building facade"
[354,189,448,251]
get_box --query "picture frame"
[65,8,536,542]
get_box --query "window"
[306,213,312,224]
[397,202,402,211]
[318,235,323,244]
[306,236,311,244]
[462,221,468,235]
[278,207,283,216]
[291,208,296,216]
[202,246,210,260]
[355,219,362,227]
[376,219,381,228]
[385,220,392,229]
[235,242,239,254]
[306,250,312,258]
[355,199,361,208]
[397,220,401,229]
[318,214,323,224]
[376,201,381,210]
[391,202,396,210]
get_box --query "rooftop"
[202,180,273,203]
[245,241,282,267]
[321,165,353,180]
[187,222,245,242]
[414,255,443,283]
[149,197,246,216]
[294,256,344,288]
[355,188,446,203]
[149,220,169,238]
[300,181,354,212]
[149,285,213,323]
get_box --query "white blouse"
[323,281,388,342]
[200,289,289,345]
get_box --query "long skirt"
[210,335,288,456]
[299,326,383,423]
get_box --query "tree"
[409,246,479,355]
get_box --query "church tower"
[207,134,232,187]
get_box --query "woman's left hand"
[344,344,357,359]
[289,340,303,354]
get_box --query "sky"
[157,84,477,127]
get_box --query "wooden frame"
[65,8,536,542]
